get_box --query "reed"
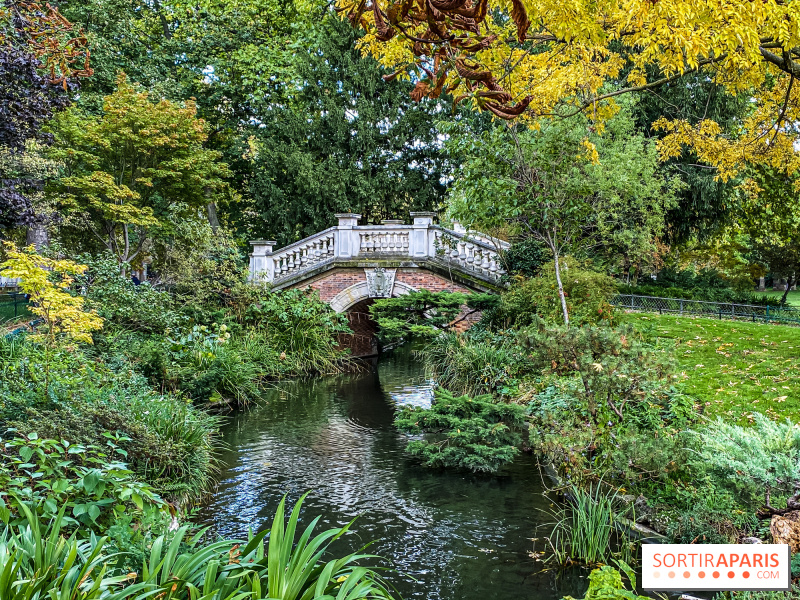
[545,483,618,566]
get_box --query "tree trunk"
[781,274,795,304]
[553,252,569,325]
[206,201,221,233]
[25,222,49,251]
[759,276,765,291]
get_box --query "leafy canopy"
[339,0,800,180]
[47,74,230,267]
[247,17,453,244]
[369,289,497,343]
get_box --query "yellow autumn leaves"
[341,0,800,180]
[1,243,103,345]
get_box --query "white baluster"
[481,251,491,274]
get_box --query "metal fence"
[612,294,800,325]
[0,292,30,323]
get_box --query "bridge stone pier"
[248,212,509,356]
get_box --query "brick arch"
[329,280,416,313]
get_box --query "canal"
[199,345,590,600]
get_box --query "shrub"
[423,331,529,397]
[395,389,527,472]
[519,320,676,425]
[164,323,264,406]
[0,336,219,504]
[696,413,800,515]
[502,237,549,279]
[0,435,164,532]
[243,287,351,371]
[370,289,498,344]
[618,282,782,307]
[77,253,179,333]
[500,265,618,328]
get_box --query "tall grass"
[423,333,523,397]
[545,484,621,566]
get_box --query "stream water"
[199,345,590,600]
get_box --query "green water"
[199,346,590,600]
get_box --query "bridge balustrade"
[249,213,508,287]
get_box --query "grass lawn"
[625,312,800,424]
[760,289,800,307]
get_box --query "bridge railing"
[249,213,509,286]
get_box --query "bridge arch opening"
[332,281,417,358]
[338,299,379,358]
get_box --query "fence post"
[680,299,684,315]
[630,295,634,310]
[766,305,770,323]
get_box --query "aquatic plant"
[546,484,620,566]
[0,494,397,600]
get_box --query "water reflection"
[199,345,590,600]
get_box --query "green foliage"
[243,287,351,362]
[76,253,179,333]
[697,414,800,512]
[247,16,452,245]
[499,265,619,328]
[665,485,757,544]
[519,321,676,424]
[423,331,529,397]
[0,494,396,600]
[563,566,649,600]
[0,335,219,504]
[444,105,680,324]
[370,289,496,344]
[156,221,248,311]
[546,485,623,566]
[0,503,129,600]
[0,435,163,531]
[501,237,549,279]
[47,75,230,267]
[395,389,527,473]
[163,322,263,406]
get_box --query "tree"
[337,0,800,181]
[631,75,751,244]
[0,0,92,236]
[246,17,453,244]
[47,75,231,271]
[738,166,800,303]
[445,108,679,324]
[0,242,103,346]
[369,289,496,343]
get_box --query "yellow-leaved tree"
[337,0,800,180]
[1,243,103,346]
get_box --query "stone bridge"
[248,212,508,356]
